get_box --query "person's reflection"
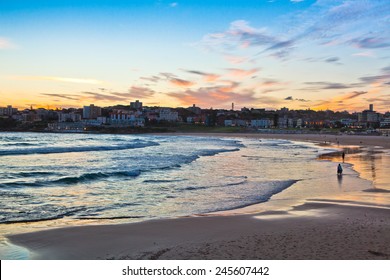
[370,155,377,184]
[337,173,343,188]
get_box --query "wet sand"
[7,133,390,260]
[8,200,390,260]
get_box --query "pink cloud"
[170,78,195,87]
[226,68,259,78]
[167,84,257,108]
[224,55,247,65]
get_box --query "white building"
[224,119,247,127]
[340,119,355,127]
[159,109,178,122]
[380,118,390,127]
[296,118,303,128]
[224,120,233,126]
[47,122,84,131]
[251,119,273,128]
[288,118,294,128]
[110,113,144,127]
[278,116,288,128]
[59,112,81,122]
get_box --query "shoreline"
[157,132,390,149]
[2,130,390,149]
[5,133,390,259]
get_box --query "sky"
[0,0,389,112]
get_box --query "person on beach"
[342,152,345,162]
[337,163,343,175]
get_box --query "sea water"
[0,132,370,258]
[0,132,337,223]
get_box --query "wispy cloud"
[226,68,259,78]
[169,78,195,87]
[82,92,128,102]
[324,57,340,63]
[359,65,390,85]
[140,75,161,83]
[41,93,80,101]
[128,86,155,98]
[304,56,341,64]
[262,79,281,87]
[198,1,390,63]
[199,20,280,52]
[224,55,248,64]
[159,72,177,80]
[167,84,257,108]
[8,76,103,84]
[364,94,390,109]
[285,96,309,102]
[350,37,390,49]
[352,51,376,58]
[183,70,221,82]
[345,91,368,99]
[258,79,287,94]
[157,72,195,87]
[0,37,16,49]
[304,81,352,90]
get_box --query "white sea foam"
[0,133,344,225]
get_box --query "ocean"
[0,132,372,258]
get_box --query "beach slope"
[8,200,390,260]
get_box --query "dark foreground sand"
[7,134,390,260]
[8,201,390,260]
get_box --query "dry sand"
[7,133,390,260]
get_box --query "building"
[159,109,178,122]
[47,122,84,131]
[224,119,249,127]
[251,119,273,128]
[288,118,294,128]
[358,104,380,128]
[340,118,355,128]
[59,112,81,122]
[296,118,303,128]
[380,118,390,128]
[110,112,144,127]
[130,100,142,110]
[83,104,101,119]
[22,112,41,122]
[0,105,17,116]
[278,116,288,128]
[187,104,202,115]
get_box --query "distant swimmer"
[337,164,343,175]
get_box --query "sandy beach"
[7,133,390,259]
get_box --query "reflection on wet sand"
[337,174,343,188]
[317,144,390,209]
[319,145,390,191]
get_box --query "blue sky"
[0,0,389,112]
